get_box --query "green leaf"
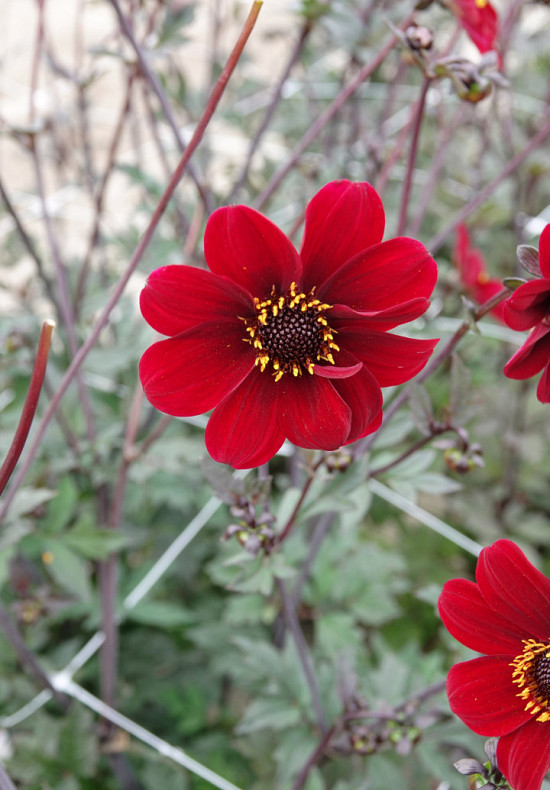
[63,527,129,560]
[43,477,78,533]
[236,698,302,734]
[41,540,92,602]
[125,601,195,628]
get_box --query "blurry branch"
[275,456,325,546]
[408,101,468,236]
[0,321,54,497]
[0,762,19,790]
[0,0,263,521]
[108,0,213,215]
[356,287,512,458]
[254,10,416,210]
[28,1,96,444]
[291,679,447,790]
[0,600,68,710]
[428,113,550,253]
[140,81,190,239]
[0,177,60,315]
[74,70,138,314]
[228,18,313,201]
[99,384,144,710]
[277,578,328,734]
[396,76,432,236]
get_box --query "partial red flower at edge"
[503,224,550,403]
[438,539,550,790]
[139,180,438,469]
[448,0,499,56]
[453,224,506,322]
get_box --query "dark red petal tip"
[300,180,385,290]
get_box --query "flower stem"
[277,578,328,734]
[396,77,431,236]
[0,0,263,523]
[0,321,55,497]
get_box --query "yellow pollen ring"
[511,639,550,722]
[475,0,488,7]
[241,283,336,381]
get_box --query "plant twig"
[228,18,313,201]
[0,601,68,710]
[396,77,431,236]
[277,578,328,735]
[428,114,550,253]
[0,321,55,496]
[108,0,213,215]
[254,11,415,210]
[356,287,511,457]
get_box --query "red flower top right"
[503,225,550,403]
[449,0,499,55]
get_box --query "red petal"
[204,205,301,297]
[454,0,498,54]
[319,238,437,311]
[313,361,362,379]
[476,540,550,641]
[454,224,484,287]
[140,265,253,336]
[537,364,550,403]
[502,280,550,331]
[205,369,284,469]
[300,181,385,291]
[504,324,550,381]
[139,321,254,416]
[332,363,383,443]
[330,298,431,331]
[337,326,438,386]
[497,717,550,790]
[539,224,550,279]
[447,656,531,736]
[277,374,352,450]
[438,578,530,656]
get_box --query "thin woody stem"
[0,600,68,710]
[0,321,55,496]
[108,0,213,215]
[0,1,264,524]
[254,11,415,211]
[428,113,550,253]
[396,77,431,236]
[228,18,313,201]
[356,287,511,457]
[277,578,328,735]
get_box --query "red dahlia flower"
[439,540,550,790]
[453,224,505,321]
[448,0,499,55]
[503,225,550,403]
[139,180,438,469]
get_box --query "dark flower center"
[243,282,339,381]
[258,308,322,363]
[511,639,550,722]
[534,653,550,699]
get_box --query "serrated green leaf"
[236,698,302,734]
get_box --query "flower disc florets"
[512,640,550,722]
[244,283,338,380]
